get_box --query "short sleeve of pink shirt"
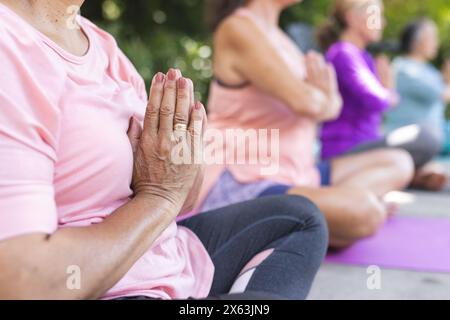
[0,4,213,300]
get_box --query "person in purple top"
[317,0,447,191]
[321,42,396,158]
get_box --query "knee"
[384,149,415,187]
[416,126,443,160]
[389,125,442,167]
[348,191,386,240]
[264,195,329,244]
[282,195,328,228]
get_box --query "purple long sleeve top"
[320,41,392,160]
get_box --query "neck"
[1,0,85,29]
[0,0,88,56]
[246,0,283,27]
[408,53,427,63]
[341,30,367,50]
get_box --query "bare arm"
[0,70,206,300]
[216,16,341,121]
[0,195,178,300]
[443,86,450,103]
[441,59,450,103]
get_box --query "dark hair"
[316,17,347,52]
[206,0,246,32]
[399,18,433,54]
[316,0,355,52]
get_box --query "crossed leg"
[288,148,414,248]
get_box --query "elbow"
[0,274,45,300]
[0,263,40,299]
[290,89,343,122]
[442,88,450,103]
[0,266,92,300]
[323,94,343,121]
[363,91,393,112]
[303,94,343,122]
[289,96,324,120]
[4,284,92,300]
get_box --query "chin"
[426,50,439,61]
[367,31,383,44]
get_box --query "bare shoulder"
[215,14,264,50]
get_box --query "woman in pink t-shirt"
[0,0,327,299]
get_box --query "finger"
[317,54,327,75]
[310,58,320,82]
[174,77,191,135]
[159,68,181,137]
[310,51,325,68]
[307,52,320,81]
[377,55,389,68]
[326,64,337,90]
[305,53,315,81]
[143,72,165,136]
[188,101,205,162]
[127,116,142,154]
[201,105,208,136]
[188,78,195,109]
[187,78,207,135]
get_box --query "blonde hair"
[317,0,378,51]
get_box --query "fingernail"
[178,77,187,89]
[156,72,165,83]
[129,116,137,130]
[167,69,177,81]
[195,101,203,110]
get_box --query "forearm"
[317,93,343,122]
[289,87,342,122]
[0,195,180,300]
[286,84,329,119]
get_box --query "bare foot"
[383,200,399,217]
[411,163,449,191]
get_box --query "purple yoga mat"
[325,216,450,273]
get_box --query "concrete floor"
[308,160,450,300]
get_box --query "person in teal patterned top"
[385,18,450,149]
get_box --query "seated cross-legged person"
[385,19,450,189]
[318,0,447,191]
[197,0,414,249]
[386,19,450,150]
[0,0,328,300]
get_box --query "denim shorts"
[258,161,332,197]
[200,162,332,212]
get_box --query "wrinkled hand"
[127,69,206,214]
[305,51,342,120]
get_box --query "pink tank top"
[197,8,319,207]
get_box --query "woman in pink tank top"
[199,0,415,248]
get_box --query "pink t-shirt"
[0,4,214,300]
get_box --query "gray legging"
[346,125,442,169]
[180,195,328,300]
[117,195,328,300]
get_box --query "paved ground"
[308,159,450,300]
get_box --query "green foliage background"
[82,0,450,103]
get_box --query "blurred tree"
[82,0,211,101]
[81,0,450,109]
